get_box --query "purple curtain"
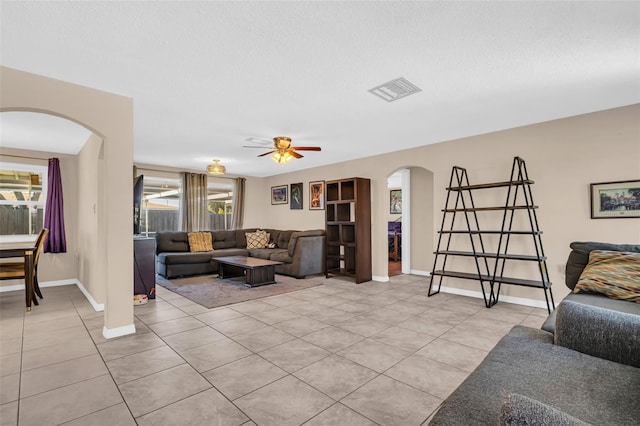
[44,158,67,253]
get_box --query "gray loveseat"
[429,242,640,425]
[156,228,325,279]
[541,241,640,333]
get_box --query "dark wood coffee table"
[215,256,283,287]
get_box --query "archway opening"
[384,166,434,280]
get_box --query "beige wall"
[1,66,134,335]
[77,134,106,304]
[245,104,640,304]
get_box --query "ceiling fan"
[243,136,321,164]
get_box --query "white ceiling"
[1,1,639,177]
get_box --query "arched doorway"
[385,166,434,279]
[1,66,135,338]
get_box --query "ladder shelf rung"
[435,250,546,261]
[439,230,542,235]
[446,180,535,191]
[431,270,551,289]
[443,205,538,212]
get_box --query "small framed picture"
[590,180,640,219]
[390,189,402,214]
[290,182,303,210]
[309,181,325,210]
[271,185,288,205]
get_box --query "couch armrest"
[500,394,592,426]
[284,233,325,277]
[555,300,640,367]
[288,230,325,256]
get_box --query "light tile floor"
[0,275,548,426]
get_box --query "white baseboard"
[372,275,389,282]
[103,323,136,339]
[1,278,105,311]
[75,280,105,312]
[0,278,76,293]
[410,269,431,276]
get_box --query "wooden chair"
[0,229,49,303]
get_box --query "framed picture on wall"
[590,180,640,219]
[271,185,288,205]
[309,181,325,210]
[290,182,303,210]
[390,189,402,214]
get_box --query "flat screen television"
[133,175,144,235]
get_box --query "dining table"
[0,242,38,311]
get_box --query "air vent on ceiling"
[368,77,422,102]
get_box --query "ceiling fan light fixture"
[271,151,294,164]
[207,159,226,175]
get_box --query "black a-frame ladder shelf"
[428,156,555,313]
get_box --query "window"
[207,181,233,231]
[136,172,234,236]
[139,175,180,236]
[0,163,47,241]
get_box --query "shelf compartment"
[340,180,355,200]
[341,224,356,244]
[326,225,339,243]
[335,202,355,222]
[326,182,339,202]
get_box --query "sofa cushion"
[270,250,292,263]
[573,250,640,302]
[188,232,213,252]
[248,248,275,260]
[565,242,640,290]
[158,251,213,265]
[211,248,249,259]
[274,230,293,249]
[156,231,190,254]
[212,230,237,249]
[246,230,270,249]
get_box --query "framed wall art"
[290,182,303,210]
[390,189,402,214]
[309,180,325,210]
[271,185,288,205]
[590,180,640,219]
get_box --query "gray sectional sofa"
[429,242,640,425]
[156,228,325,279]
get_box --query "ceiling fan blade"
[292,146,321,151]
[290,150,303,159]
[257,150,276,157]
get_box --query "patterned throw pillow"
[188,232,213,252]
[574,250,640,303]
[246,230,270,249]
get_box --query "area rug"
[156,274,323,309]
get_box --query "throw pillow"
[573,250,640,303]
[246,230,270,249]
[187,232,213,252]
